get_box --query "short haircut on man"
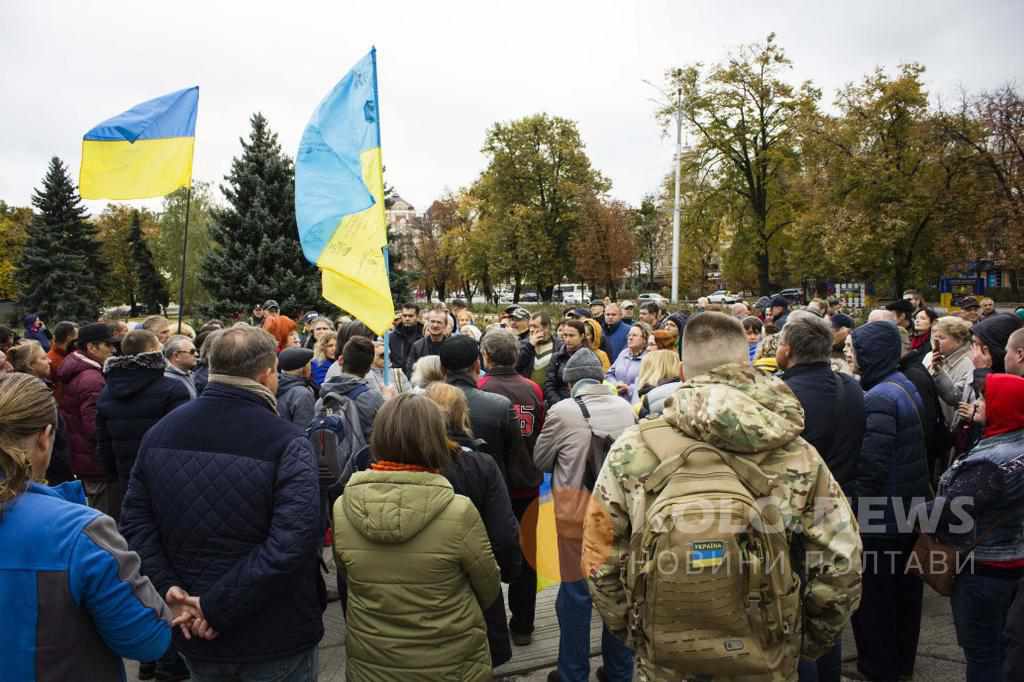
[402,302,421,314]
[141,315,170,332]
[531,312,551,328]
[163,335,192,359]
[207,327,277,379]
[780,311,833,365]
[341,336,375,377]
[480,329,520,368]
[121,329,161,356]
[1008,327,1024,352]
[641,301,661,315]
[681,312,749,380]
[53,321,78,345]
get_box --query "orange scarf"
[370,460,439,474]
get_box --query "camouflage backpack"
[627,420,802,677]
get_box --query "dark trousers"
[798,641,842,682]
[952,570,1019,682]
[508,495,538,635]
[852,534,923,682]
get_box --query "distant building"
[386,193,417,264]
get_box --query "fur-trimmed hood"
[102,352,168,399]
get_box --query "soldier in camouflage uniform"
[582,312,862,682]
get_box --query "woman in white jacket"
[923,316,975,470]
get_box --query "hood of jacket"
[277,372,311,398]
[983,373,1024,438]
[662,362,805,453]
[103,352,168,399]
[321,372,364,395]
[583,318,604,349]
[341,470,455,544]
[852,321,902,390]
[57,351,101,384]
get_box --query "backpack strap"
[573,396,591,421]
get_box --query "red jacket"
[57,352,106,480]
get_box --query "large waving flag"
[79,86,198,199]
[296,48,394,334]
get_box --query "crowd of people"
[1,289,1024,681]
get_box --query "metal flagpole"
[176,185,192,333]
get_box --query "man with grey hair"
[478,329,545,646]
[121,325,325,679]
[163,334,198,399]
[776,310,865,681]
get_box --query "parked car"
[638,292,669,306]
[707,290,740,304]
[520,292,539,303]
[771,288,805,306]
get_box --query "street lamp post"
[670,86,682,304]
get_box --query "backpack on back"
[307,383,370,496]
[628,420,801,677]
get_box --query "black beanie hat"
[439,335,479,372]
[972,313,1023,373]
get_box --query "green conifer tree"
[129,210,169,314]
[200,113,322,319]
[16,157,106,322]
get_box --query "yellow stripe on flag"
[80,137,194,200]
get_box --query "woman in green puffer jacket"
[333,393,502,681]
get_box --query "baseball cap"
[262,299,280,310]
[278,347,313,372]
[302,311,320,324]
[620,300,635,309]
[509,307,530,321]
[960,296,980,310]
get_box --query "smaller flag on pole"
[295,48,394,336]
[80,86,198,200]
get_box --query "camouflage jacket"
[582,363,862,681]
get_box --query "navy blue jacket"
[120,382,325,663]
[602,320,630,362]
[96,352,191,505]
[851,322,932,535]
[782,361,865,495]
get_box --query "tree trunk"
[757,249,771,296]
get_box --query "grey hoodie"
[319,373,385,441]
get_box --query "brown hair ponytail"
[0,374,57,510]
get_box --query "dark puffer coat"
[781,361,865,495]
[120,382,325,663]
[96,352,191,515]
[851,322,932,535]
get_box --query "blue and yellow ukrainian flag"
[79,86,198,200]
[295,48,394,335]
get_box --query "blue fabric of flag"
[295,49,380,265]
[84,87,198,142]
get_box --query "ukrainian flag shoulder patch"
[689,541,726,569]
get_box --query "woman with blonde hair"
[0,373,185,678]
[581,318,611,371]
[311,331,337,386]
[632,349,681,405]
[424,383,520,668]
[333,393,500,680]
[8,341,73,484]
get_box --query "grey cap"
[562,348,604,384]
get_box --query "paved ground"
[128,553,966,681]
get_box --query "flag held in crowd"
[79,86,199,200]
[295,48,394,336]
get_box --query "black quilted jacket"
[120,382,325,663]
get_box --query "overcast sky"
[2,0,1021,215]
